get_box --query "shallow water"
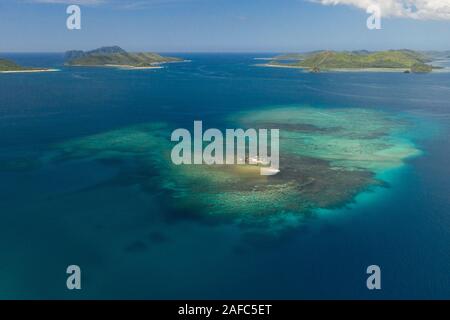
[0,53,449,299]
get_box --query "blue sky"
[0,0,449,52]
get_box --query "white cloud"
[314,0,450,20]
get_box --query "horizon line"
[1,48,450,54]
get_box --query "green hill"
[65,46,182,67]
[0,58,27,71]
[269,50,435,73]
[410,63,433,73]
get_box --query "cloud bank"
[315,0,450,20]
[27,0,450,19]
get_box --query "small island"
[0,58,58,73]
[261,50,437,73]
[65,46,184,69]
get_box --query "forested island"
[0,58,57,73]
[65,46,183,69]
[264,50,437,73]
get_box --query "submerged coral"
[52,106,421,224]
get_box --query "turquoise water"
[0,53,449,299]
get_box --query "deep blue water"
[0,53,449,299]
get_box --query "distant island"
[65,46,184,69]
[262,50,438,73]
[0,58,58,73]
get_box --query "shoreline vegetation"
[257,50,442,73]
[65,46,185,69]
[257,63,414,73]
[68,60,191,70]
[68,64,164,70]
[0,58,58,73]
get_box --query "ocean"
[0,53,449,299]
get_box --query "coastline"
[0,68,60,74]
[256,63,426,73]
[108,64,164,70]
[68,64,164,70]
[67,60,190,70]
[165,59,192,64]
[254,63,305,69]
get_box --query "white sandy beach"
[0,68,60,74]
[113,65,164,70]
[67,60,191,70]
[105,64,164,70]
